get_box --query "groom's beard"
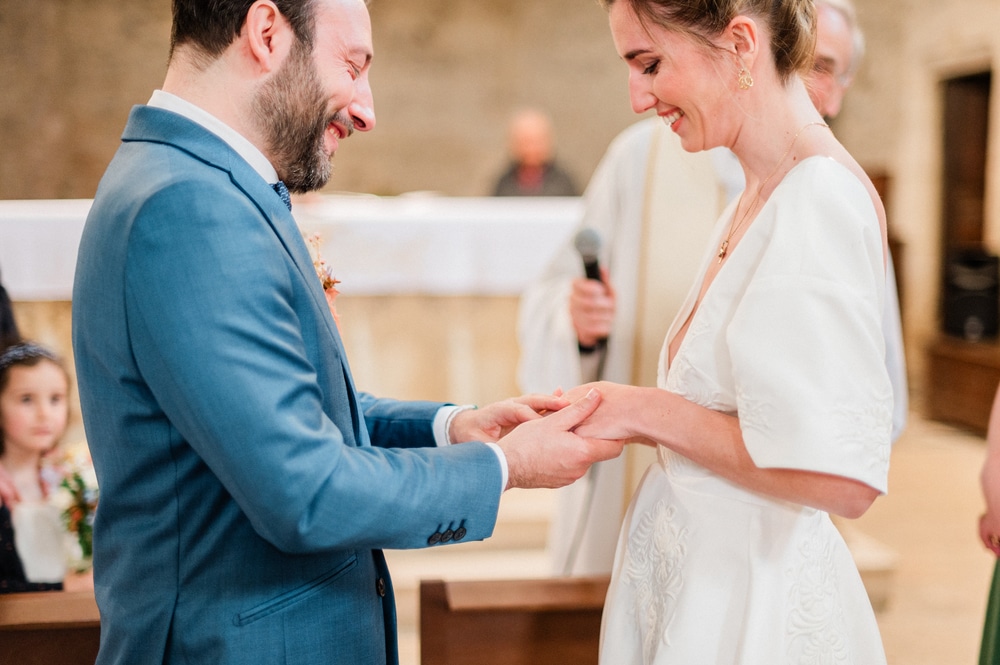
[254,38,345,194]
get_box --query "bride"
[568,0,892,662]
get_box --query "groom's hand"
[449,393,570,443]
[497,388,625,490]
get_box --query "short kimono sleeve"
[727,160,892,493]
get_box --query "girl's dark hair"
[0,342,63,391]
[599,0,816,83]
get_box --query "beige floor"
[855,414,994,665]
[389,412,996,664]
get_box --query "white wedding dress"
[599,157,892,665]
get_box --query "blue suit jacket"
[72,105,503,665]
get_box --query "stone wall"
[0,0,171,200]
[0,0,637,200]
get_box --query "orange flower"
[304,232,342,331]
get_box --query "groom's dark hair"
[169,0,318,61]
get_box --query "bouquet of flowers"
[304,231,342,330]
[43,442,99,571]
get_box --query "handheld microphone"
[573,228,607,353]
[574,228,603,283]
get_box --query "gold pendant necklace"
[717,121,829,263]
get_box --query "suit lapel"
[125,105,368,445]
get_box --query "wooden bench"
[420,576,610,665]
[0,591,100,665]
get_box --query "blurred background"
[3,1,1000,662]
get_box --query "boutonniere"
[304,232,342,330]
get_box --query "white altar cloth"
[0,196,582,301]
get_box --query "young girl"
[0,341,87,593]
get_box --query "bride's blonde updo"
[599,0,816,83]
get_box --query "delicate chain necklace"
[717,121,829,263]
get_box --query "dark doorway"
[939,71,995,340]
[927,69,999,435]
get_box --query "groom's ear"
[243,0,295,76]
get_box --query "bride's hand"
[562,381,650,443]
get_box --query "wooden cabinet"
[926,335,1000,435]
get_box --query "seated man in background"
[492,107,578,197]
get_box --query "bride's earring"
[738,63,753,90]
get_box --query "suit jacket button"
[440,529,454,543]
[376,578,387,597]
[428,532,442,545]
[454,527,467,541]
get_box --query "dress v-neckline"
[664,191,744,370]
[664,155,835,371]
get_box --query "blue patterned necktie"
[271,181,292,211]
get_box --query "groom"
[71,1,623,664]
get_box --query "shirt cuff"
[433,405,509,493]
[432,404,475,446]
[485,442,510,493]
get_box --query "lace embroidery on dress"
[737,381,891,477]
[624,499,689,662]
[785,523,851,664]
[733,383,775,436]
[831,394,893,474]
[665,316,725,410]
[665,353,719,410]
